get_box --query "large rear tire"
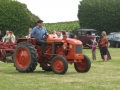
[74,55,91,73]
[51,56,68,74]
[13,42,38,73]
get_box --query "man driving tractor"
[29,20,48,55]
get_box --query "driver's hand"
[43,35,46,38]
[43,35,48,39]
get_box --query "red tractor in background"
[0,35,91,74]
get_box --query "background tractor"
[0,35,91,74]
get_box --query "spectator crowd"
[0,29,75,43]
[0,30,16,43]
[51,30,75,39]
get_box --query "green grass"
[0,48,120,90]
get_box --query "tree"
[0,0,39,36]
[78,0,120,34]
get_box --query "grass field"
[0,48,120,90]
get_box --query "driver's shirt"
[30,26,48,40]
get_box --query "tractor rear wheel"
[40,63,52,71]
[74,55,91,73]
[13,42,38,73]
[51,56,68,74]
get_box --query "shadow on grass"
[97,61,103,62]
[97,59,112,62]
[0,70,57,75]
[33,71,85,75]
[33,70,54,74]
[83,47,90,49]
[0,69,88,76]
[1,70,53,75]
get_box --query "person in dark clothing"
[68,30,75,38]
[29,20,48,55]
[62,31,66,36]
[0,30,3,41]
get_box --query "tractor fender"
[16,38,36,45]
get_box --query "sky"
[17,0,82,23]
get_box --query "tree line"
[78,0,120,34]
[0,0,79,36]
[1,0,119,36]
[0,0,39,36]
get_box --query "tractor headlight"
[69,45,72,48]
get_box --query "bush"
[0,0,39,37]
[78,0,120,34]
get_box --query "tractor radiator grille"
[75,45,82,54]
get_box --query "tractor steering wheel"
[43,33,48,40]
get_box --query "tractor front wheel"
[51,56,68,74]
[13,42,38,73]
[74,55,91,73]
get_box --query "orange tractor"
[0,35,91,74]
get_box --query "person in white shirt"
[57,32,63,38]
[52,30,57,38]
[9,31,16,43]
[66,31,69,38]
[3,30,10,42]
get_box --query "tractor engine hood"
[65,39,82,45]
[46,35,83,45]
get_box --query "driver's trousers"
[36,39,46,54]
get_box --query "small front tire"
[51,56,68,74]
[74,55,91,73]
